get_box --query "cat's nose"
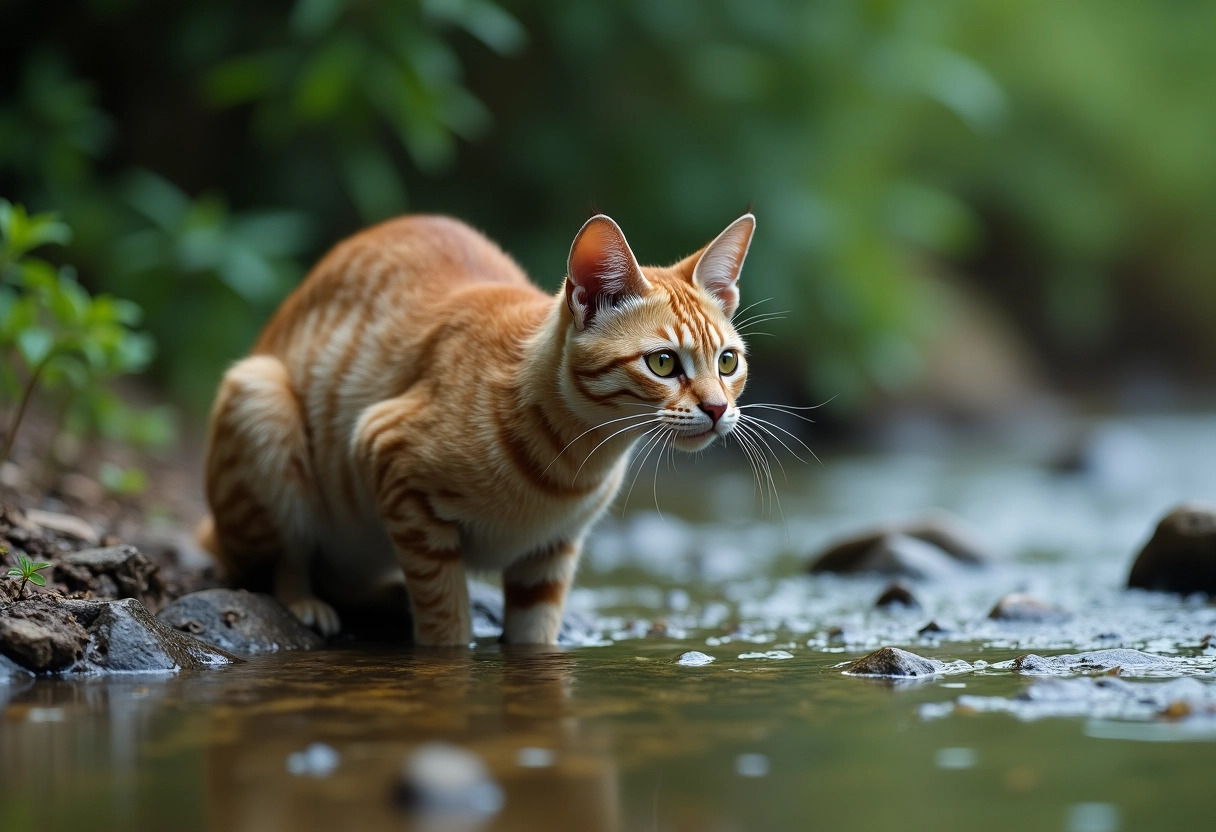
[699,401,727,426]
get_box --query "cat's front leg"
[356,398,471,647]
[502,541,580,644]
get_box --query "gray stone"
[60,597,239,673]
[809,511,989,578]
[988,593,1071,623]
[1128,502,1216,595]
[875,582,920,609]
[843,647,944,678]
[158,589,323,654]
[1012,649,1179,676]
[57,545,167,611]
[395,743,503,816]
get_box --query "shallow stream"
[4,413,1216,831]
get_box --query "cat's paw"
[288,597,342,637]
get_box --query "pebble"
[988,593,1071,623]
[286,743,340,777]
[1127,502,1216,595]
[395,743,503,816]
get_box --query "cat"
[198,212,755,646]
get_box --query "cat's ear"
[692,213,755,318]
[566,215,650,330]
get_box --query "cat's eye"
[646,351,679,378]
[718,350,739,376]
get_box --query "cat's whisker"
[740,413,821,467]
[730,429,766,510]
[572,417,662,484]
[620,426,669,514]
[738,418,794,482]
[733,308,790,328]
[734,421,784,524]
[731,296,774,321]
[545,410,657,477]
[651,430,677,521]
[738,404,818,424]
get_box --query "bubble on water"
[734,753,769,777]
[515,747,556,768]
[1067,802,1120,832]
[286,743,340,777]
[738,650,794,660]
[676,651,716,667]
[935,747,977,769]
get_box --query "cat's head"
[561,213,755,452]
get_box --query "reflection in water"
[5,416,1216,831]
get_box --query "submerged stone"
[808,511,989,579]
[988,593,1071,623]
[843,647,944,678]
[1012,649,1180,676]
[933,676,1216,723]
[395,743,503,817]
[1127,502,1216,595]
[159,589,323,654]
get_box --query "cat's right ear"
[566,215,650,330]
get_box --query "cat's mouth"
[672,427,721,452]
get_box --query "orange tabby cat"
[198,212,754,645]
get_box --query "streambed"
[3,413,1216,831]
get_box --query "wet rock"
[24,508,100,546]
[0,598,89,672]
[875,582,920,609]
[809,511,988,579]
[395,743,503,817]
[988,593,1071,623]
[59,597,238,673]
[918,620,950,637]
[930,676,1216,723]
[676,651,715,667]
[56,545,167,612]
[1012,649,1180,676]
[843,647,944,678]
[0,652,34,680]
[1127,502,1216,595]
[158,589,323,654]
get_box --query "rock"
[56,545,167,612]
[988,593,1071,623]
[0,652,35,680]
[809,511,988,578]
[158,589,323,654]
[1127,502,1216,595]
[1012,649,1179,676]
[24,509,100,546]
[842,646,944,678]
[0,598,90,672]
[875,582,920,609]
[935,676,1216,723]
[738,650,794,660]
[676,651,715,667]
[918,620,950,637]
[59,597,239,674]
[395,743,503,817]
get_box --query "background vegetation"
[3,0,1215,428]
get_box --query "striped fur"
[200,213,755,645]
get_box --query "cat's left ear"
[692,213,755,318]
[566,214,651,330]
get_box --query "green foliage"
[2,0,1216,414]
[0,200,173,463]
[7,552,52,596]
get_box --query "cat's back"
[256,215,536,354]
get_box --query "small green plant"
[0,199,174,466]
[7,552,51,597]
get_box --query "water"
[4,413,1216,831]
